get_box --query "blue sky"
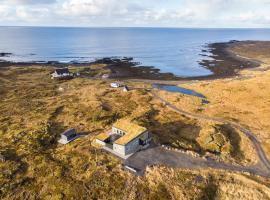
[0,0,270,27]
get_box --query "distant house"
[110,83,122,88]
[51,68,73,79]
[123,85,129,92]
[102,74,110,79]
[58,129,78,144]
[96,119,151,157]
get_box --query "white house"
[110,83,122,88]
[102,74,110,79]
[96,119,151,157]
[51,68,72,79]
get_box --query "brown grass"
[180,70,270,162]
[0,64,268,199]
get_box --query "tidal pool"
[153,84,207,100]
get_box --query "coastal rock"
[0,52,12,57]
[47,61,60,65]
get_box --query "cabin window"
[139,139,145,145]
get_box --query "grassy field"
[179,41,270,161]
[0,64,269,199]
[152,89,257,165]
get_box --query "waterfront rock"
[0,52,12,57]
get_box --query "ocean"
[1,27,270,77]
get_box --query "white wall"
[113,143,125,155]
[112,127,125,136]
[95,139,105,146]
[52,72,71,78]
[112,130,150,156]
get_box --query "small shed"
[58,129,78,144]
[51,68,72,79]
[123,85,129,92]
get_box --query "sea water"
[1,27,270,77]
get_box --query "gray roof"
[62,128,76,137]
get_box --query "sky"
[0,0,270,28]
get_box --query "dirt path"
[150,91,270,171]
[125,145,270,178]
[132,90,270,176]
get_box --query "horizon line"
[0,25,270,29]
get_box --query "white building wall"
[95,139,105,146]
[52,72,71,78]
[112,130,150,156]
[112,127,118,134]
[61,135,68,141]
[113,143,125,155]
[112,127,125,136]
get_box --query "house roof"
[55,68,70,74]
[62,128,76,137]
[113,119,147,145]
[96,133,110,141]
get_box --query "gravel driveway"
[124,145,270,178]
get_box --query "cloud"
[5,0,56,4]
[0,0,270,27]
[0,5,10,18]
[59,0,113,16]
[57,0,132,18]
[16,6,50,21]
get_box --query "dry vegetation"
[179,41,270,161]
[142,167,270,200]
[0,62,269,199]
[153,90,258,165]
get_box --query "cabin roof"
[55,68,70,74]
[113,119,147,145]
[62,128,76,137]
[96,133,110,141]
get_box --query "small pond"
[153,84,208,100]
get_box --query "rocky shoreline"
[199,41,261,78]
[0,41,262,81]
